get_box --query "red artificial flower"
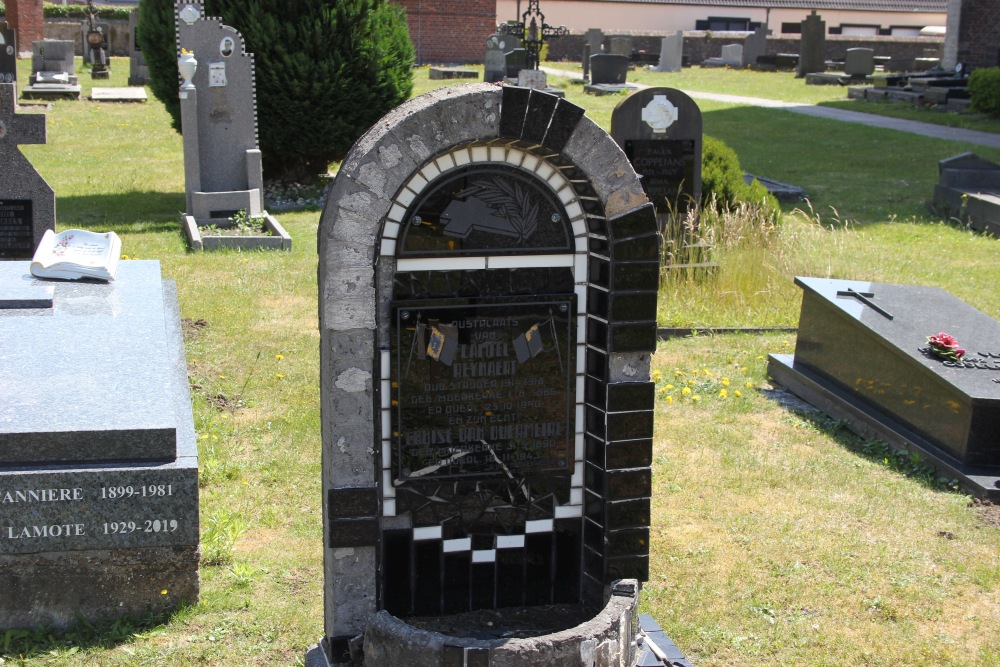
[927,332,966,361]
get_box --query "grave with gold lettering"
[0,261,199,629]
[309,83,678,666]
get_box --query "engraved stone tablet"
[392,297,575,481]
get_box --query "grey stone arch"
[318,83,659,656]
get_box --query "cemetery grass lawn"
[3,61,998,666]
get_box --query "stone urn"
[178,51,197,90]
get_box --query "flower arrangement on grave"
[926,332,966,362]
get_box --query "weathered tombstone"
[590,53,629,84]
[128,10,149,86]
[175,1,285,250]
[504,47,528,78]
[483,34,506,83]
[312,83,660,665]
[844,47,875,77]
[720,43,743,68]
[23,39,80,99]
[655,31,683,73]
[517,68,547,90]
[584,27,603,55]
[797,11,826,78]
[612,87,702,221]
[0,82,54,259]
[81,18,112,79]
[742,26,769,68]
[0,260,200,628]
[609,36,631,57]
[769,277,1000,500]
[0,23,16,85]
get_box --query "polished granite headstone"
[0,261,199,628]
[769,276,1000,498]
[0,82,55,259]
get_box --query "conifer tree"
[138,0,414,179]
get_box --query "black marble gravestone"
[590,54,629,85]
[0,23,16,84]
[769,277,1000,499]
[612,87,703,218]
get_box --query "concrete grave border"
[318,82,659,655]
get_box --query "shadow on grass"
[55,191,186,232]
[768,391,961,494]
[0,603,192,660]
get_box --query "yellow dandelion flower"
[200,434,209,440]
[219,414,228,419]
[721,378,730,386]
[719,389,728,398]
[212,435,218,441]
[681,387,691,395]
[756,355,764,360]
[275,373,285,379]
[745,381,754,388]
[161,589,168,595]
[688,379,696,386]
[219,374,226,379]
[665,384,674,390]
[275,354,285,360]
[665,395,673,403]
[692,395,701,402]
[734,390,742,398]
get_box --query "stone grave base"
[805,72,869,86]
[91,87,148,102]
[429,67,478,80]
[307,580,662,666]
[584,83,638,96]
[20,84,82,99]
[183,213,292,251]
[744,173,807,202]
[768,354,1000,500]
[0,546,199,629]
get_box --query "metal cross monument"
[500,0,568,71]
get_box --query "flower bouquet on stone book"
[30,229,122,281]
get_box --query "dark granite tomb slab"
[769,277,1000,498]
[0,262,178,464]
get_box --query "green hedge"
[968,67,1000,118]
[0,3,133,20]
[702,135,779,218]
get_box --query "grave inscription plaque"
[0,199,33,256]
[392,297,575,481]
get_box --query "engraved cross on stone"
[0,83,47,153]
[836,287,893,320]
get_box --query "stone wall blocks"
[609,353,651,383]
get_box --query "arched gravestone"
[318,83,659,653]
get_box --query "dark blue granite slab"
[790,277,1000,468]
[0,261,178,464]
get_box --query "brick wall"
[7,0,45,57]
[958,0,1000,68]
[391,0,495,64]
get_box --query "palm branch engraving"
[440,177,541,242]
